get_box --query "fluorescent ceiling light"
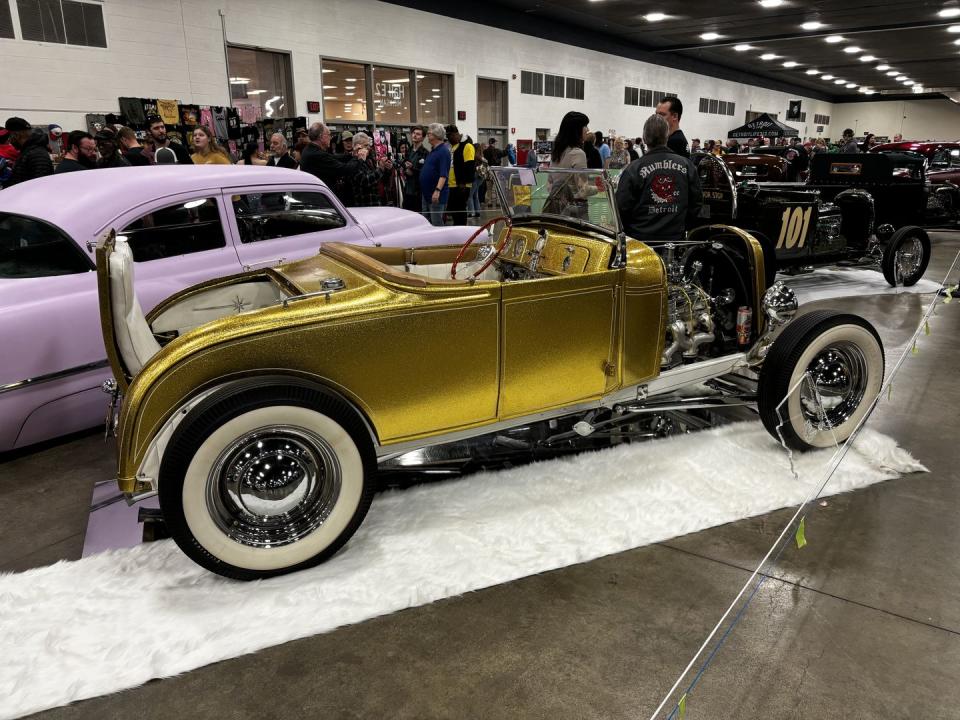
[733,43,753,51]
[246,89,266,95]
[782,60,799,67]
[876,64,890,70]
[825,35,844,43]
[859,55,875,61]
[645,12,669,21]
[321,69,335,73]
[805,68,820,75]
[938,8,960,18]
[845,83,857,88]
[863,89,876,95]
[886,70,899,76]
[895,74,907,80]
[904,80,915,85]
[948,24,960,31]
[345,77,358,81]
[323,96,337,100]
[701,32,722,40]
[801,21,824,29]
[821,74,835,80]
[384,78,410,83]
[416,74,425,79]
[955,37,960,44]
[760,53,778,60]
[228,77,249,84]
[758,0,783,7]
[843,46,862,53]
[834,79,846,84]
[322,85,337,89]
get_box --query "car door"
[498,270,619,419]
[109,192,243,313]
[223,184,369,270]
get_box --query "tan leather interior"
[321,243,474,288]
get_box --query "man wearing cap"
[444,124,475,226]
[2,117,53,187]
[96,127,131,168]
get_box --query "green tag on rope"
[678,693,687,719]
[911,341,919,356]
[946,286,956,304]
[795,516,807,549]
[924,320,931,336]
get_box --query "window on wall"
[625,87,640,106]
[544,74,565,98]
[699,97,736,116]
[814,113,830,125]
[17,0,106,46]
[1,0,16,37]
[373,66,412,124]
[228,46,294,123]
[478,78,508,128]
[521,71,543,95]
[418,71,452,125]
[566,77,584,100]
[320,59,368,122]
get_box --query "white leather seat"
[109,239,160,376]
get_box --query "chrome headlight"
[762,281,798,326]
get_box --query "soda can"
[736,306,753,347]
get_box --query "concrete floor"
[2,231,959,719]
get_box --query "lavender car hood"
[350,206,476,247]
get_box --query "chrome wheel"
[799,341,869,432]
[207,426,342,549]
[895,237,924,281]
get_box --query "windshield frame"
[489,167,623,239]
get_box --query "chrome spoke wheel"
[799,341,868,433]
[207,426,342,549]
[895,237,924,281]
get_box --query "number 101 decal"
[777,206,813,250]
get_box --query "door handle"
[242,257,286,271]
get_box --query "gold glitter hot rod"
[96,168,884,580]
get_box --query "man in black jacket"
[146,116,192,164]
[300,122,350,200]
[616,114,702,243]
[3,117,53,187]
[655,97,689,158]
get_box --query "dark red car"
[870,141,960,191]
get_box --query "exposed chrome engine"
[656,242,742,368]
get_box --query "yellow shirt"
[447,142,475,188]
[192,151,232,165]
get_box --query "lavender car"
[0,166,474,452]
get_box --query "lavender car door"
[223,185,369,270]
[1,195,242,450]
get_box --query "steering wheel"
[450,216,513,282]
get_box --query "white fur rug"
[781,267,940,304]
[0,422,924,719]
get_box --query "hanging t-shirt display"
[142,99,159,121]
[240,125,260,147]
[239,104,260,124]
[180,105,200,126]
[200,107,214,132]
[118,97,146,126]
[85,114,106,134]
[157,99,180,126]
[226,108,241,140]
[212,107,229,139]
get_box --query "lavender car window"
[231,191,347,244]
[120,198,225,261]
[0,213,93,278]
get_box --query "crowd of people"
[0,105,898,229]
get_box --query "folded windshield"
[490,167,621,236]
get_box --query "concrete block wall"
[4,0,943,143]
